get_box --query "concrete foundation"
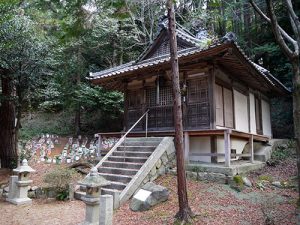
[187,160,265,176]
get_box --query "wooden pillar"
[123,82,128,131]
[249,134,254,163]
[208,66,216,129]
[184,132,190,163]
[224,129,231,167]
[210,136,217,163]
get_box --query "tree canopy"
[0,0,296,139]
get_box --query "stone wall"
[140,149,176,186]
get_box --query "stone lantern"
[7,159,35,205]
[79,167,111,225]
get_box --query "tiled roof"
[88,25,290,95]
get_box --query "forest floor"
[0,157,298,225]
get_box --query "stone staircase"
[75,137,175,209]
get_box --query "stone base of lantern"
[7,197,32,205]
[6,180,33,205]
[79,196,100,225]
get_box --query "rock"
[31,186,38,191]
[130,182,169,212]
[161,153,168,165]
[35,187,46,199]
[242,177,252,187]
[157,165,166,176]
[28,191,36,198]
[155,159,162,169]
[0,188,3,196]
[3,186,9,193]
[272,181,282,188]
[150,167,156,177]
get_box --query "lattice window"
[146,87,156,107]
[188,78,208,103]
[187,103,209,127]
[127,109,143,130]
[128,90,142,109]
[148,106,174,129]
[159,86,173,106]
[146,85,174,129]
[186,77,210,128]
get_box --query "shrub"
[271,143,295,161]
[233,175,244,186]
[43,167,81,200]
[258,175,273,182]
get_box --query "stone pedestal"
[7,180,33,205]
[78,167,111,225]
[7,175,18,200]
[81,196,100,225]
[99,195,113,225]
[6,159,35,205]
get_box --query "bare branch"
[266,0,298,58]
[249,0,298,59]
[285,0,300,41]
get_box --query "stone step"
[104,181,127,191]
[107,156,148,163]
[120,141,161,146]
[112,151,152,158]
[98,172,133,183]
[124,137,163,142]
[74,191,85,201]
[98,166,139,176]
[102,161,144,170]
[102,188,121,195]
[117,146,156,152]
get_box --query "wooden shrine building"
[89,22,290,167]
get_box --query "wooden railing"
[94,110,149,169]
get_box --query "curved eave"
[88,41,290,96]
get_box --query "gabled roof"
[88,23,290,96]
[137,24,203,62]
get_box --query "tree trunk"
[167,0,194,222]
[74,104,81,136]
[0,74,17,168]
[291,59,300,202]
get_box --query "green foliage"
[233,175,244,186]
[271,143,296,162]
[19,112,73,140]
[56,190,69,201]
[258,175,273,182]
[43,167,81,200]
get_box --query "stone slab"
[99,195,113,225]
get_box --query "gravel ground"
[0,198,85,225]
[0,157,298,225]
